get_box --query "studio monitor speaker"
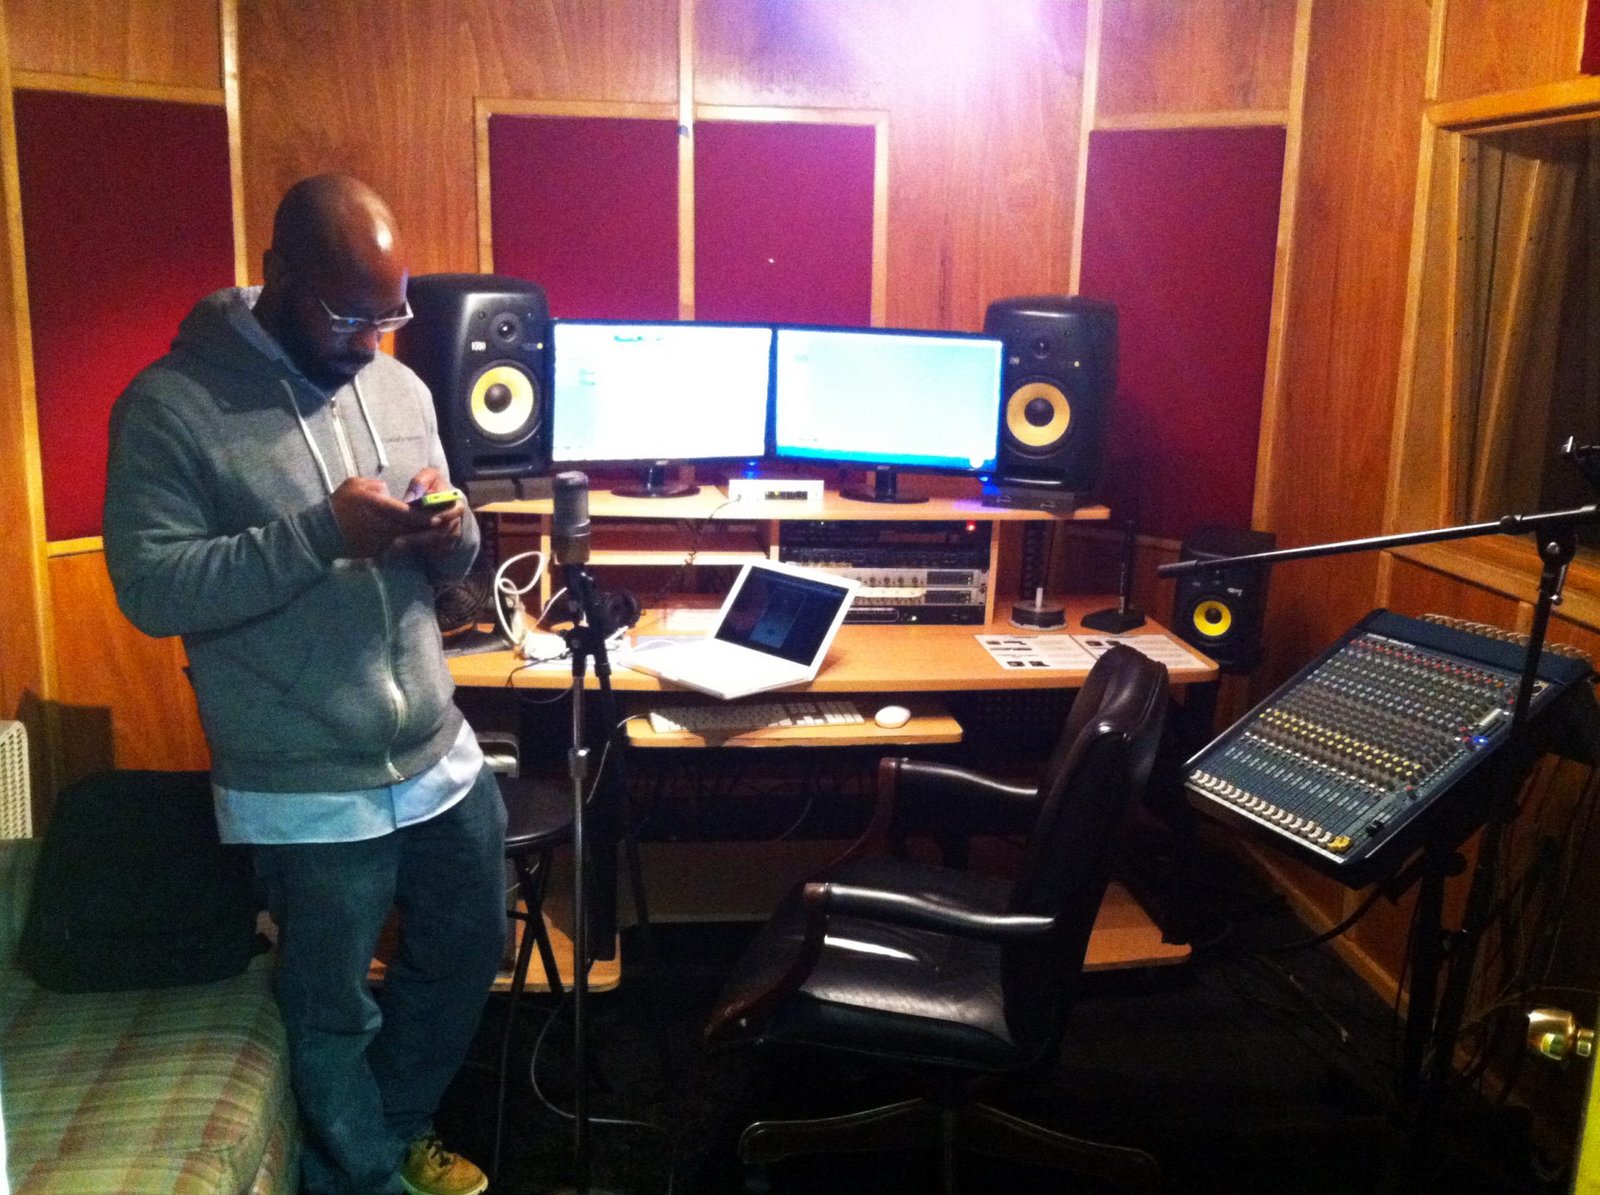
[393,273,549,483]
[983,295,1117,505]
[1171,525,1276,674]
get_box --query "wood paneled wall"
[1,0,226,795]
[0,4,48,801]
[1435,0,1588,104]
[5,0,218,88]
[238,0,1091,331]
[696,1,1086,329]
[235,0,680,282]
[1096,0,1296,118]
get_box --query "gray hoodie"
[104,287,479,792]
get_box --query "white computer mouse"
[873,704,912,729]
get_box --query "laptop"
[620,560,860,699]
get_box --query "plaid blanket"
[2,839,298,1194]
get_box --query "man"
[104,174,503,1195]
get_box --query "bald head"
[254,174,410,390]
[270,173,403,288]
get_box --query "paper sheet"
[976,632,1210,672]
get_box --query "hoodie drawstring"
[285,379,335,496]
[283,376,391,496]
[352,376,390,472]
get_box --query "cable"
[493,550,548,650]
[527,992,678,1195]
[644,494,746,612]
[1440,762,1600,1101]
[1251,881,1389,956]
[519,712,680,1193]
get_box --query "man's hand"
[329,477,413,558]
[397,467,465,554]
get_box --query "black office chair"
[704,645,1170,1194]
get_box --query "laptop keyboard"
[647,699,867,735]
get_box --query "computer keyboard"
[647,699,867,735]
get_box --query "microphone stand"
[1157,498,1600,1133]
[554,560,625,1195]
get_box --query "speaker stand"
[610,461,699,499]
[980,478,1079,512]
[839,467,929,504]
[462,476,550,506]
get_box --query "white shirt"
[213,720,485,845]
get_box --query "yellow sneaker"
[400,1132,488,1195]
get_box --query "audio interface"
[778,521,991,624]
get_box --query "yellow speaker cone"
[1192,599,1234,640]
[469,364,536,441]
[1005,382,1072,448]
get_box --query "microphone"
[552,471,591,566]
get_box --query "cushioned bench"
[2,837,299,1193]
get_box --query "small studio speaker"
[1171,525,1276,674]
[983,295,1117,507]
[393,273,549,483]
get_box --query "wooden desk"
[448,598,1219,692]
[451,606,1206,971]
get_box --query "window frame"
[1385,77,1600,624]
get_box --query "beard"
[312,349,376,388]
[275,319,373,390]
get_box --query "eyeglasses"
[319,297,413,336]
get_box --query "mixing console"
[1185,610,1593,884]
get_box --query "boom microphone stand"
[1157,461,1600,1128]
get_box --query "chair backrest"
[1003,645,1169,1041]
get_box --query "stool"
[494,774,574,1177]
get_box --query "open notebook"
[620,560,860,699]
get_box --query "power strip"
[727,478,825,504]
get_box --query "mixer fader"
[1185,610,1593,884]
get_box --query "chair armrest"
[816,881,1055,943]
[705,882,832,1044]
[825,758,1041,871]
[890,758,1042,810]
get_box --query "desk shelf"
[479,486,1109,524]
[479,483,1109,620]
[584,523,770,567]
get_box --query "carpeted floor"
[432,829,1572,1195]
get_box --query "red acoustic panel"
[488,114,679,320]
[15,90,234,543]
[694,120,875,325]
[1079,126,1285,541]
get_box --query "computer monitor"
[771,325,1004,503]
[550,320,774,497]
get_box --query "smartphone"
[407,488,464,514]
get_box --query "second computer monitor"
[550,320,774,497]
[772,326,1003,503]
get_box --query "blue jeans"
[255,765,508,1195]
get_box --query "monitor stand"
[610,462,700,499]
[839,467,929,504]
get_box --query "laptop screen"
[715,566,852,666]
